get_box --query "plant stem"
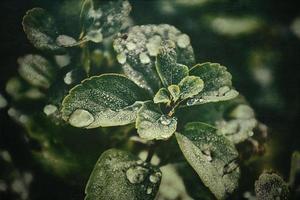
[146,146,155,163]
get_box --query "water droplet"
[159,115,172,126]
[117,53,127,64]
[43,104,58,116]
[56,35,77,47]
[186,98,197,106]
[126,42,136,50]
[149,172,161,183]
[64,71,73,85]
[202,149,212,162]
[69,109,94,128]
[146,187,152,194]
[177,34,190,48]
[126,166,149,184]
[139,53,151,64]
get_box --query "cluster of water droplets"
[113,24,195,93]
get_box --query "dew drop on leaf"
[64,71,73,85]
[139,53,151,64]
[117,53,127,64]
[43,104,58,116]
[68,109,94,128]
[126,166,149,184]
[177,34,190,48]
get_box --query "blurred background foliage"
[0,0,299,199]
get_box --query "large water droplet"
[149,172,161,183]
[117,53,127,64]
[177,34,190,48]
[126,42,136,50]
[126,166,149,184]
[146,187,152,194]
[159,115,172,126]
[139,53,151,64]
[43,104,58,116]
[64,71,73,85]
[69,109,94,128]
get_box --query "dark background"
[1,0,300,199]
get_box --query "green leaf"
[18,54,56,89]
[175,122,240,199]
[136,101,177,140]
[61,74,149,128]
[255,172,289,200]
[167,85,180,102]
[22,8,64,53]
[113,24,195,94]
[153,88,171,104]
[80,0,131,43]
[178,76,204,100]
[156,41,189,87]
[187,62,238,105]
[289,151,300,187]
[85,149,162,200]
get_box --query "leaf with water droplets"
[153,88,171,104]
[22,8,64,53]
[61,74,149,128]
[175,122,240,199]
[216,104,257,144]
[156,41,189,87]
[18,54,56,89]
[188,62,238,105]
[114,24,195,94]
[85,149,161,200]
[136,101,177,140]
[255,172,289,200]
[178,76,204,100]
[80,0,131,43]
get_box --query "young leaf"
[136,101,177,140]
[167,85,180,102]
[22,8,64,53]
[18,54,56,89]
[187,62,238,105]
[153,88,171,104]
[61,74,149,128]
[255,172,289,200]
[175,122,240,199]
[80,0,131,43]
[85,149,162,200]
[178,76,204,100]
[113,24,195,94]
[156,41,189,87]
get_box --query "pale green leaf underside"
[113,24,195,94]
[85,149,161,200]
[22,8,64,53]
[255,172,289,200]
[156,42,189,87]
[188,62,238,105]
[178,76,204,100]
[80,0,131,43]
[175,122,240,199]
[136,101,177,140]
[61,74,148,128]
[18,54,55,89]
[153,88,171,104]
